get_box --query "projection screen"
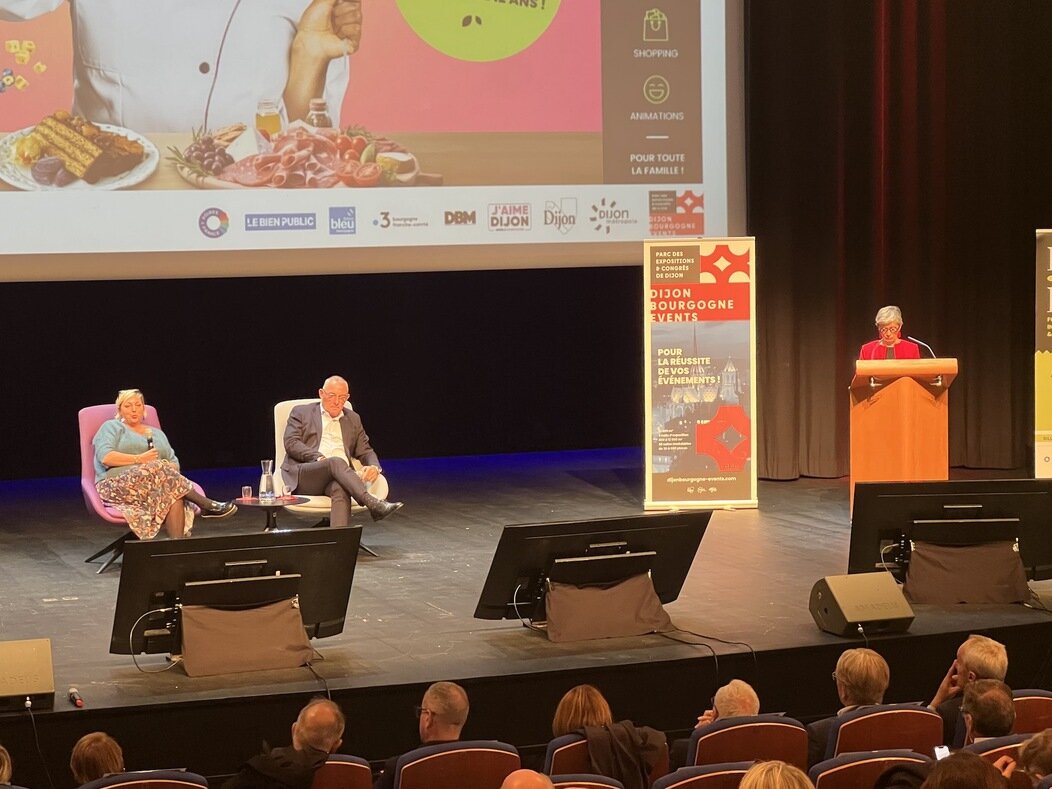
[0,0,744,280]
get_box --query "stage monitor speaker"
[0,638,55,711]
[809,573,914,637]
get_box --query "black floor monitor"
[110,526,362,654]
[473,510,711,621]
[850,479,1052,578]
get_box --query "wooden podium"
[849,358,958,507]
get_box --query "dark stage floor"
[1,450,1051,786]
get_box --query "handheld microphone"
[68,687,84,708]
[907,336,937,358]
[144,428,154,450]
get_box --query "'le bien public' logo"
[244,213,316,231]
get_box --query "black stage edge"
[1,450,1050,788]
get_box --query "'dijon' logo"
[396,0,561,62]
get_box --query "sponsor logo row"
[197,191,704,239]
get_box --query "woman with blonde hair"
[740,760,814,789]
[549,685,666,789]
[0,744,13,785]
[93,388,235,539]
[552,684,614,737]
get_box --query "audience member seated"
[71,732,125,786]
[93,388,236,540]
[806,648,890,767]
[1019,729,1052,786]
[963,681,1017,744]
[929,636,1009,746]
[550,684,666,789]
[670,680,761,769]
[739,760,812,789]
[874,761,933,789]
[0,744,12,785]
[920,750,1009,789]
[223,698,345,789]
[502,769,556,789]
[373,681,469,789]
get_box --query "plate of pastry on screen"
[0,110,158,190]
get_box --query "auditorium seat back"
[826,704,942,761]
[312,754,372,789]
[543,732,669,786]
[392,740,519,789]
[688,715,808,770]
[550,775,626,789]
[1012,689,1052,734]
[77,769,209,789]
[808,749,931,789]
[652,762,755,789]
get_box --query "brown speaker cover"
[903,541,1030,604]
[180,598,313,677]
[545,573,673,642]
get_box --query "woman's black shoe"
[200,501,237,519]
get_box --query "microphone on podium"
[907,336,937,359]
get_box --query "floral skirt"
[96,460,194,539]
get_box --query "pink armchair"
[78,404,204,573]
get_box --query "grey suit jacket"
[281,403,379,488]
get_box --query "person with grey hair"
[373,682,470,789]
[223,698,345,789]
[671,679,761,769]
[859,305,922,360]
[282,375,403,523]
[929,634,1009,745]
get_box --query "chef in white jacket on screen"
[0,0,359,132]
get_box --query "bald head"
[292,699,345,754]
[501,770,555,789]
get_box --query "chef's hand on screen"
[295,0,362,61]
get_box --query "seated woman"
[70,732,124,786]
[0,743,12,786]
[550,684,666,789]
[93,388,235,540]
[859,305,921,360]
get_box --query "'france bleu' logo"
[329,207,357,235]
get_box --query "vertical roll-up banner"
[1037,231,1052,479]
[644,237,758,509]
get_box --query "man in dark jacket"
[224,698,345,789]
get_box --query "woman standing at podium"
[859,305,921,360]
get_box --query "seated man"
[928,634,1009,746]
[671,679,761,768]
[962,679,1016,744]
[223,697,345,789]
[282,375,403,523]
[373,681,470,789]
[806,648,890,767]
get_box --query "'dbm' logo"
[445,210,477,225]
